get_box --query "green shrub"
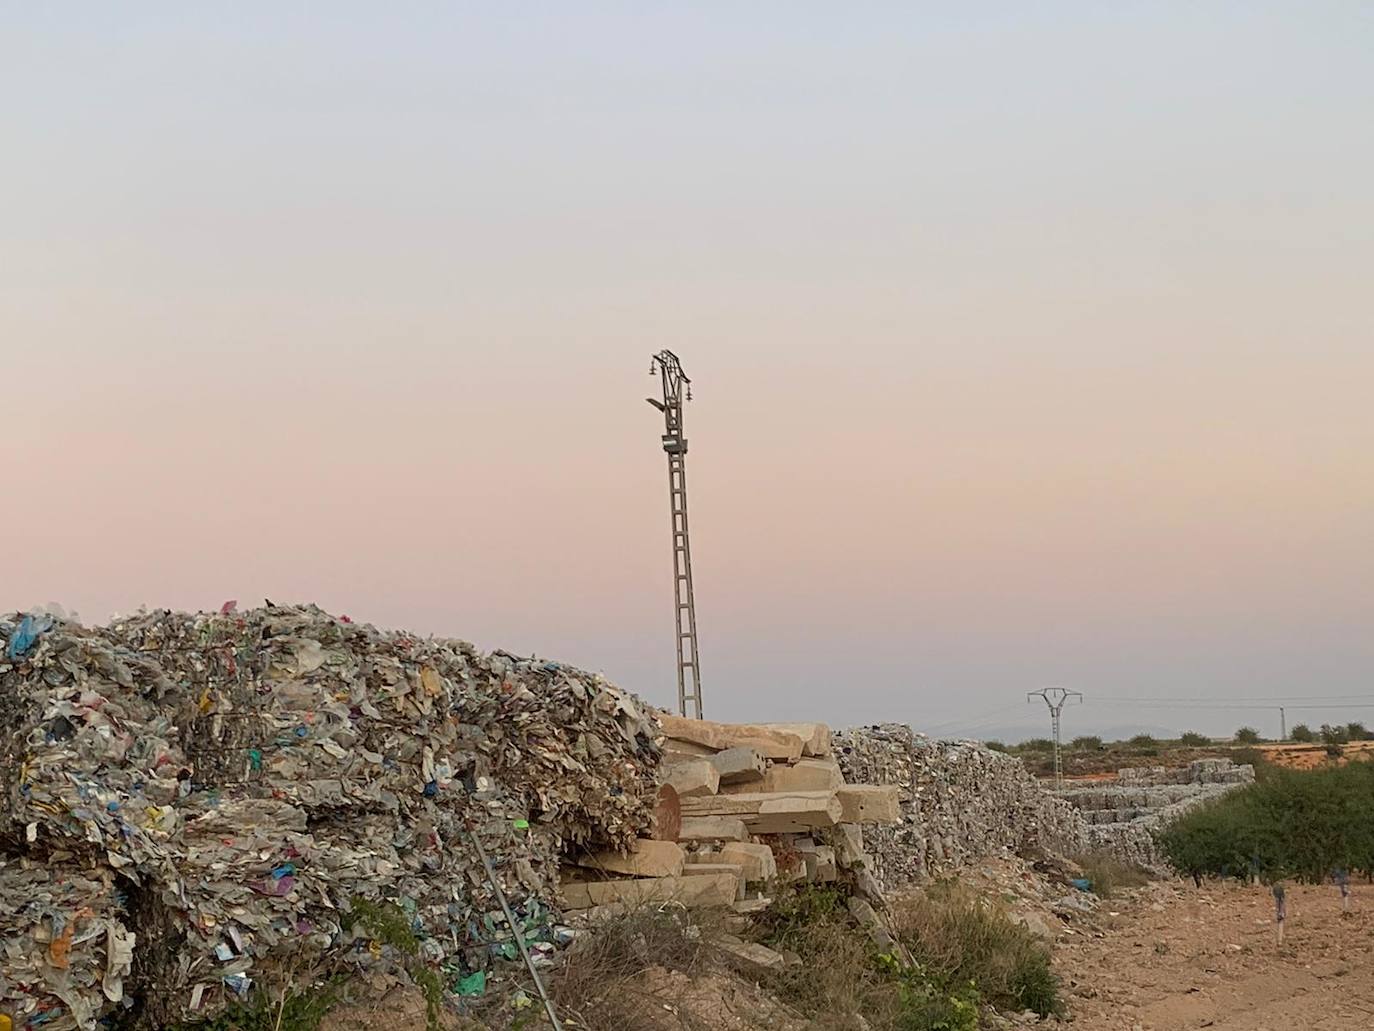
[1157,762,1374,883]
[1347,722,1370,742]
[1017,738,1055,753]
[1128,734,1157,750]
[1320,724,1349,745]
[984,740,1009,753]
[1179,731,1210,746]
[1290,724,1315,743]
[1234,727,1262,744]
[893,884,1064,1019]
[168,979,345,1031]
[1070,735,1104,751]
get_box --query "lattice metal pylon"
[1027,687,1082,788]
[647,350,703,718]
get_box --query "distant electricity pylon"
[646,350,703,719]
[1028,688,1082,788]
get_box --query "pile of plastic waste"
[834,724,1088,886]
[0,604,661,1029]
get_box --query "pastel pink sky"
[5,4,1372,739]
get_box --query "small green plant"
[875,952,980,1031]
[1234,726,1262,744]
[893,885,1064,1019]
[167,978,345,1031]
[1179,731,1210,746]
[1290,724,1315,743]
[345,897,445,1031]
[1070,735,1104,751]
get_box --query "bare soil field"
[1061,880,1374,1030]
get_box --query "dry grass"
[892,881,1064,1018]
[543,905,718,1031]
[1074,852,1151,898]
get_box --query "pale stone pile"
[1057,758,1255,869]
[561,717,900,916]
[831,725,1089,888]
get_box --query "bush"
[1179,731,1210,746]
[1234,727,1262,744]
[760,884,983,1031]
[1075,852,1151,898]
[1070,735,1104,751]
[1156,762,1374,883]
[1017,738,1055,753]
[1291,724,1315,743]
[894,882,1064,1019]
[1347,722,1370,742]
[1128,734,1158,750]
[1320,724,1349,745]
[984,740,1009,753]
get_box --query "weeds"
[893,882,1064,1018]
[165,977,345,1031]
[546,904,713,1029]
[344,897,445,1031]
[1074,852,1150,898]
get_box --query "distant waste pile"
[1056,758,1255,869]
[833,724,1089,886]
[0,605,660,1030]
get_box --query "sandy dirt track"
[1060,880,1374,1030]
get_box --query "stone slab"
[574,839,685,878]
[718,841,778,881]
[711,747,767,785]
[658,715,804,761]
[677,816,749,842]
[561,872,739,911]
[836,785,901,824]
[663,759,720,798]
[759,723,833,757]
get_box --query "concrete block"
[663,759,720,798]
[560,872,739,911]
[711,747,767,785]
[677,816,748,842]
[716,934,786,974]
[756,758,844,793]
[718,841,778,881]
[760,723,833,756]
[658,715,804,761]
[836,785,901,824]
[833,823,865,867]
[574,839,685,878]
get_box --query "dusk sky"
[5,4,1372,740]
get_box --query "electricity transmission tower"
[1027,688,1082,788]
[646,350,703,719]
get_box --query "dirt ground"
[1060,879,1374,1031]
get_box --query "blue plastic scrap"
[6,613,55,660]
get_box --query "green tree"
[1290,724,1314,743]
[1070,735,1104,751]
[1346,722,1370,742]
[1179,731,1210,746]
[1234,727,1261,744]
[1320,724,1349,745]
[1129,734,1157,749]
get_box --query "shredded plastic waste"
[0,604,661,1029]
